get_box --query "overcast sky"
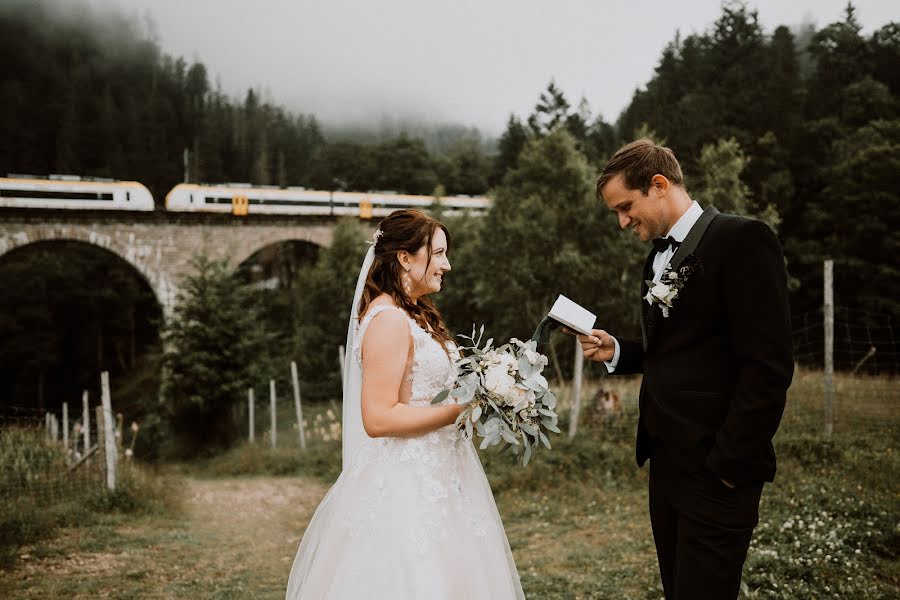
[95,0,897,134]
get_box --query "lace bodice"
[353,305,458,405]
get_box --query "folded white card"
[548,295,596,336]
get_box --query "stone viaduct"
[0,210,368,314]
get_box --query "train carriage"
[0,176,154,211]
[166,183,337,216]
[166,183,490,218]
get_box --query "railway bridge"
[0,210,355,314]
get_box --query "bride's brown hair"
[358,209,453,348]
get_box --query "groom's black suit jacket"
[614,209,794,485]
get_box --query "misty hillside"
[0,0,497,199]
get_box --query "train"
[0,175,154,211]
[0,176,490,218]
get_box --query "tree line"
[0,0,495,200]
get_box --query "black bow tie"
[652,236,681,253]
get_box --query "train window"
[126,192,131,201]
[0,189,114,201]
[189,194,193,204]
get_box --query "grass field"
[1,370,897,599]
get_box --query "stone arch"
[234,237,324,290]
[0,225,173,313]
[232,236,325,268]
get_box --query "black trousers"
[648,448,763,600]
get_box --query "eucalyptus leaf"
[539,431,551,449]
[431,389,450,405]
[544,390,557,409]
[520,422,538,436]
[500,428,519,445]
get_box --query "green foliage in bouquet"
[433,325,560,466]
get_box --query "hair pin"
[366,229,383,246]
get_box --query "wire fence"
[0,406,104,508]
[2,310,896,508]
[792,306,898,376]
[560,308,898,441]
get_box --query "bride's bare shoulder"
[361,298,410,356]
[362,296,408,329]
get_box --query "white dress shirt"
[605,201,703,372]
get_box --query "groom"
[577,140,793,599]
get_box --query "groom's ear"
[650,174,670,197]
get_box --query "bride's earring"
[402,269,412,294]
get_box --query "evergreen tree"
[694,137,780,231]
[161,256,274,455]
[464,130,644,373]
[373,136,438,194]
[489,115,528,186]
[292,220,370,393]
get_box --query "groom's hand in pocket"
[566,328,616,363]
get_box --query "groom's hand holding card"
[548,295,616,363]
[547,295,596,335]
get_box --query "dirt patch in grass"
[0,476,329,599]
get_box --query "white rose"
[650,282,670,301]
[499,353,518,374]
[508,386,529,409]
[483,365,515,398]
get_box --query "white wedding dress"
[285,305,525,599]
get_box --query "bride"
[285,209,525,599]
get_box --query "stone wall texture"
[0,212,352,314]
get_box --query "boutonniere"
[644,255,703,318]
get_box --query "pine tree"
[161,256,274,456]
[464,130,644,374]
[489,115,528,186]
[292,220,369,391]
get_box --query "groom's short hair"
[596,139,684,198]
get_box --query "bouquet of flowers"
[433,325,560,466]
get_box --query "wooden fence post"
[82,390,90,455]
[96,405,106,483]
[100,372,117,492]
[823,259,834,438]
[45,412,51,440]
[62,402,69,451]
[568,336,584,439]
[291,361,306,449]
[248,388,255,443]
[270,379,277,449]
